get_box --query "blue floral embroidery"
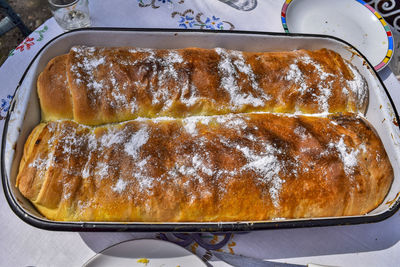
[179,15,195,29]
[137,2,235,30]
[172,10,235,30]
[204,16,224,30]
[0,95,13,118]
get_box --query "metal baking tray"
[2,28,400,232]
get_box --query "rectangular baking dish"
[2,28,400,232]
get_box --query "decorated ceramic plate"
[281,0,394,71]
[83,239,206,267]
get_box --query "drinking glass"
[48,0,90,31]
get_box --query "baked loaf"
[37,54,73,121]
[37,46,368,125]
[16,113,393,222]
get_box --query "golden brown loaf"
[37,46,368,125]
[37,54,73,121]
[17,46,391,222]
[16,113,393,222]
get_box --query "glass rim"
[48,0,80,8]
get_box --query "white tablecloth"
[0,0,399,266]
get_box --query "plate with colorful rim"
[281,0,394,71]
[83,239,207,267]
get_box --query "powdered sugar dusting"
[180,83,200,107]
[183,119,198,135]
[23,111,376,221]
[50,114,289,207]
[70,46,106,96]
[294,126,310,140]
[70,46,141,115]
[286,54,335,112]
[216,114,247,131]
[237,142,285,207]
[95,162,109,180]
[345,62,368,110]
[67,46,367,125]
[192,154,214,176]
[135,173,154,192]
[329,135,360,175]
[100,128,126,148]
[28,151,54,174]
[215,47,269,109]
[112,178,128,193]
[182,116,212,136]
[316,82,333,113]
[143,50,184,105]
[286,63,308,94]
[81,153,92,179]
[300,55,333,81]
[124,127,149,158]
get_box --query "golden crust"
[21,46,390,223]
[16,114,393,222]
[17,123,52,202]
[37,54,73,121]
[36,46,369,125]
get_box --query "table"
[1,0,399,266]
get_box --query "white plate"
[281,0,394,71]
[83,239,206,267]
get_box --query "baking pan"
[2,28,400,232]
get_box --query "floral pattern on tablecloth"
[8,25,49,57]
[137,0,235,29]
[1,24,53,121]
[0,95,13,120]
[172,10,234,30]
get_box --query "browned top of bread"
[26,46,389,224]
[37,46,368,126]
[16,113,392,222]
